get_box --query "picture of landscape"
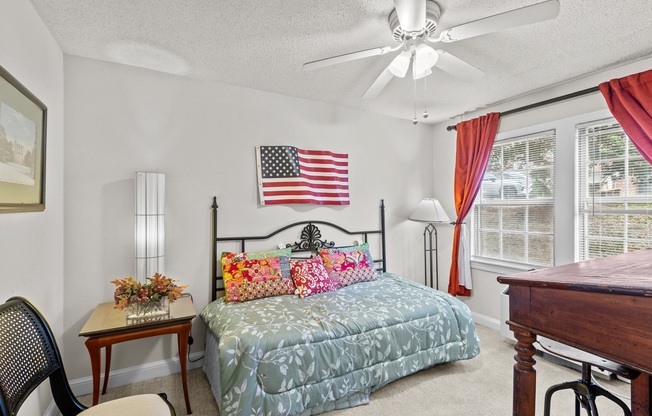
[0,101,37,186]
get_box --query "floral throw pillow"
[290,257,337,298]
[221,247,292,277]
[222,248,295,303]
[337,243,376,265]
[319,243,378,288]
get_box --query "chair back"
[0,297,74,415]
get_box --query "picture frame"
[0,64,47,212]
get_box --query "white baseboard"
[44,351,204,416]
[44,400,59,416]
[471,311,501,332]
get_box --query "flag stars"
[259,146,301,178]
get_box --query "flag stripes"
[256,146,350,205]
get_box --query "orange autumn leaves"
[111,273,187,310]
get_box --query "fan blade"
[303,45,398,71]
[362,66,395,100]
[434,50,484,81]
[434,0,560,43]
[393,0,426,33]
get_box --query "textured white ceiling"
[28,0,652,124]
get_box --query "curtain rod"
[446,85,601,131]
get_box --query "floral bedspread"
[200,273,480,416]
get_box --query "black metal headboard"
[211,197,387,301]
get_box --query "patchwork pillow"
[221,247,291,276]
[319,242,378,288]
[290,257,337,298]
[222,247,294,303]
[337,243,375,265]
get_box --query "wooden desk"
[79,295,196,414]
[498,250,652,416]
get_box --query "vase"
[125,297,170,324]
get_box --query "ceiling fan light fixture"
[389,50,411,78]
[302,0,561,122]
[413,66,432,80]
[414,44,438,74]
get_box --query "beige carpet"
[76,325,631,415]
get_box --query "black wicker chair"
[0,297,176,416]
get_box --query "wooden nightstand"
[79,294,196,414]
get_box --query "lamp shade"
[389,50,411,78]
[135,172,165,281]
[413,66,432,80]
[409,198,450,223]
[414,44,438,75]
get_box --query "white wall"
[62,55,434,382]
[12,0,649,399]
[0,0,64,414]
[432,56,652,328]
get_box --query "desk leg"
[511,327,537,416]
[102,345,112,395]
[631,373,652,416]
[177,324,192,414]
[84,338,102,406]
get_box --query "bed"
[201,198,480,415]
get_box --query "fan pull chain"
[423,75,429,119]
[413,76,418,125]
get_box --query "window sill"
[470,258,538,275]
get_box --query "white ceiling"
[28,0,652,124]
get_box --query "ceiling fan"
[303,0,560,104]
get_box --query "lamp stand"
[422,223,439,290]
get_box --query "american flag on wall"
[256,146,349,205]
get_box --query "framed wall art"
[0,64,47,212]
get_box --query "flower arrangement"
[111,273,187,312]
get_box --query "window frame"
[576,117,652,260]
[470,109,616,273]
[472,129,556,269]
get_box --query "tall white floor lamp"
[135,172,165,281]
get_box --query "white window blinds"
[577,118,652,260]
[473,130,556,267]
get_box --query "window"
[471,112,652,271]
[577,118,652,260]
[473,130,556,267]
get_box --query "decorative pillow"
[290,257,337,298]
[222,247,294,303]
[336,243,375,265]
[221,247,291,276]
[319,243,378,288]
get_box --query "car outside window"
[473,130,556,267]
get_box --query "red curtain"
[449,113,500,296]
[599,69,652,164]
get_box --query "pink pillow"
[319,245,378,287]
[222,252,294,303]
[290,257,337,298]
